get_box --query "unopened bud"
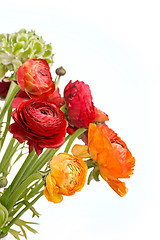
[0,176,8,188]
[55,66,66,76]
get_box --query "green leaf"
[92,167,100,182]
[87,167,100,184]
[87,170,94,185]
[20,226,27,239]
[85,159,97,169]
[9,228,23,240]
[15,219,38,234]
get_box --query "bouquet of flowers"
[0,29,135,239]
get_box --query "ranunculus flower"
[64,80,95,128]
[47,88,65,108]
[12,89,30,108]
[44,153,88,203]
[12,88,64,109]
[9,99,68,155]
[66,105,109,145]
[17,58,55,99]
[0,78,12,99]
[72,123,135,197]
[94,107,109,122]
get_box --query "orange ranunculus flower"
[44,153,88,203]
[72,123,135,197]
[17,58,55,99]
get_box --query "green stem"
[0,104,12,150]
[0,81,20,123]
[7,149,37,198]
[22,135,71,180]
[0,137,16,173]
[9,181,44,218]
[3,141,20,177]
[55,76,60,90]
[6,173,41,212]
[6,191,43,230]
[64,128,86,153]
[25,181,44,201]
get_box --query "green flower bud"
[55,66,66,76]
[0,203,8,228]
[0,177,8,188]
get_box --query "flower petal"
[99,166,128,197]
[71,144,90,159]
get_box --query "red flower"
[9,99,68,155]
[0,78,12,99]
[17,58,55,99]
[47,88,65,108]
[64,80,95,128]
[12,90,30,108]
[12,88,64,109]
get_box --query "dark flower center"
[40,109,48,115]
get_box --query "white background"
[1,0,160,239]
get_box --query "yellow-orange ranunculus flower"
[72,123,135,197]
[44,153,88,203]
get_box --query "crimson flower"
[9,99,68,155]
[12,88,64,109]
[0,78,12,99]
[64,80,95,128]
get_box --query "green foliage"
[0,29,54,80]
[9,218,39,239]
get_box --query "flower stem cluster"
[0,29,135,240]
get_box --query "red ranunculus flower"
[47,88,65,108]
[64,80,95,128]
[12,88,64,109]
[0,78,12,99]
[17,58,55,99]
[9,99,68,155]
[12,90,30,108]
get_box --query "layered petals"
[94,107,109,122]
[9,99,68,155]
[64,80,95,128]
[44,153,88,203]
[72,123,135,197]
[17,58,55,99]
[12,90,29,108]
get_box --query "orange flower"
[72,123,135,197]
[44,153,88,203]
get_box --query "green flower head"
[0,29,54,80]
